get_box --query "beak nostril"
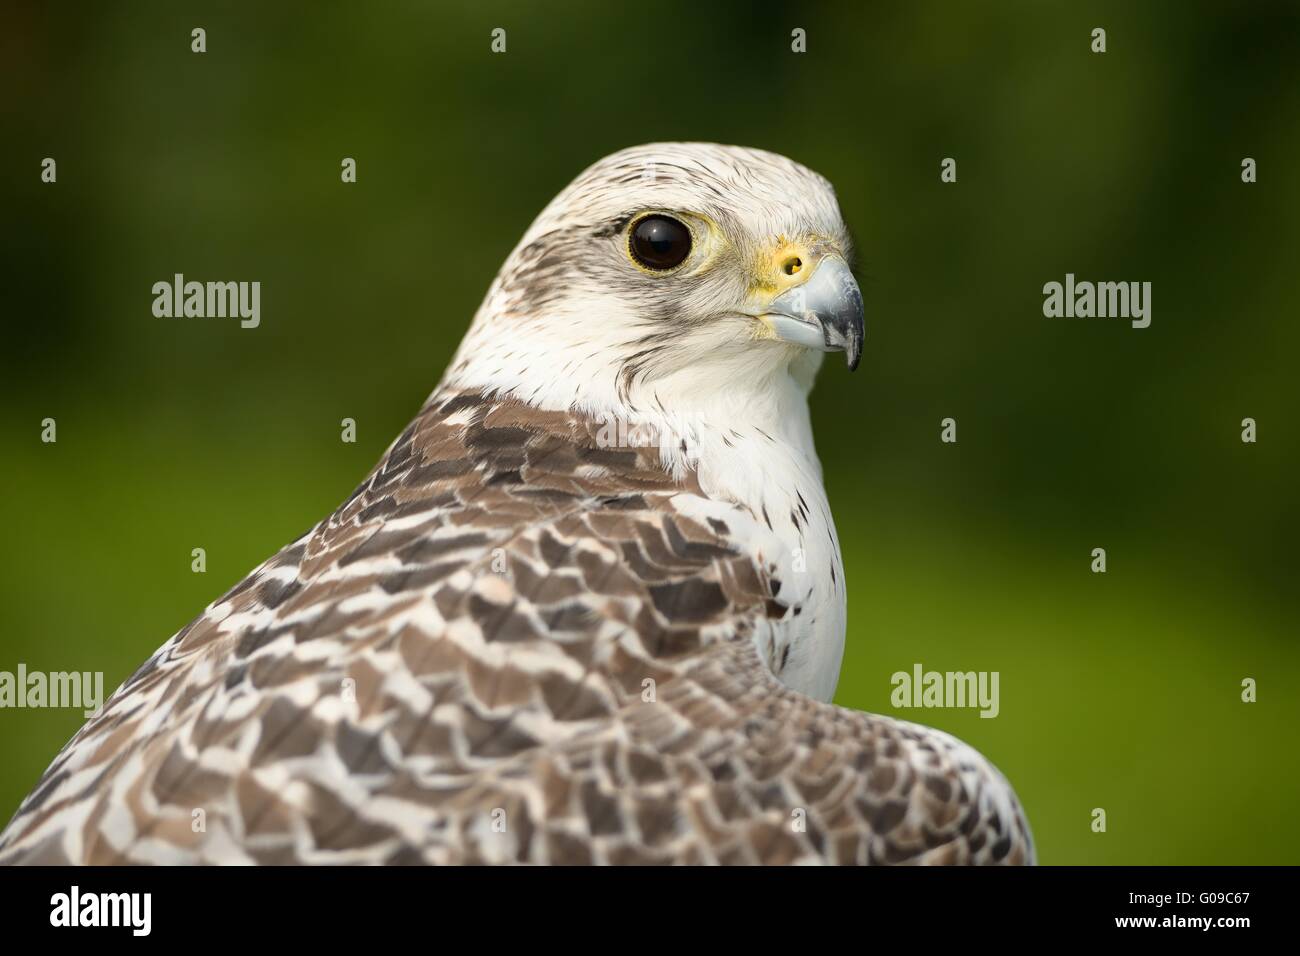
[783,256,803,276]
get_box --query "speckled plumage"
[0,144,1033,865]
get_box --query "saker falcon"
[0,143,1034,865]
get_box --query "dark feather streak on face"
[591,212,636,240]
[497,228,580,313]
[502,207,708,333]
[617,342,677,403]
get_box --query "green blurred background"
[2,1,1297,863]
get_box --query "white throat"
[441,300,849,701]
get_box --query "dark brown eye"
[629,215,692,271]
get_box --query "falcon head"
[448,143,863,409]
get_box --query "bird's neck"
[442,332,847,701]
[442,317,824,498]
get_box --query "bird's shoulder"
[0,389,780,860]
[0,390,1033,865]
[144,387,782,688]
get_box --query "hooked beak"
[760,256,864,371]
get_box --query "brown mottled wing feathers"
[0,391,1031,864]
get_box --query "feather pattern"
[0,391,1032,864]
